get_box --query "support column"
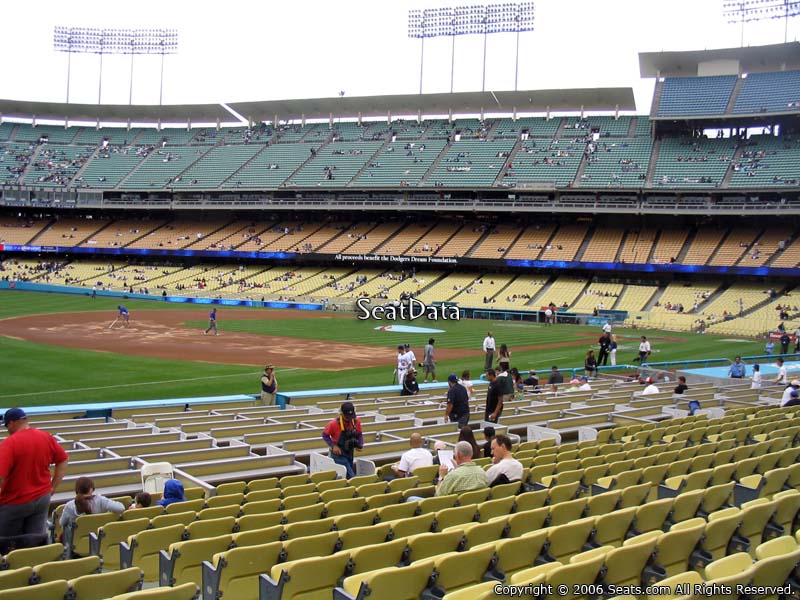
[216,118,220,132]
[513,107,517,121]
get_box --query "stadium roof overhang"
[0,99,235,126]
[0,88,636,127]
[227,88,636,123]
[639,42,800,77]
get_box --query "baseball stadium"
[1,0,800,598]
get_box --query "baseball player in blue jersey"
[115,305,130,328]
[204,308,218,336]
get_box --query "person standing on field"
[204,308,218,336]
[482,331,496,371]
[422,338,436,383]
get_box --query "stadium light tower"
[408,3,534,95]
[723,0,800,45]
[54,26,179,105]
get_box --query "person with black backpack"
[322,402,363,478]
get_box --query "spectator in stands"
[401,368,419,396]
[548,366,564,390]
[322,402,364,479]
[157,480,186,507]
[431,440,448,466]
[260,365,279,408]
[446,374,470,428]
[391,433,432,478]
[584,350,598,377]
[484,369,502,423]
[485,434,523,486]
[751,364,762,390]
[0,408,68,539]
[482,426,495,459]
[59,477,125,538]
[510,368,526,400]
[728,356,746,379]
[781,380,800,407]
[674,376,689,395]
[641,377,660,395]
[775,358,788,385]
[458,427,481,460]
[130,492,152,509]
[523,369,538,387]
[459,370,475,400]
[578,376,592,392]
[435,441,489,497]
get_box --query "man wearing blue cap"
[0,408,69,538]
[445,374,470,428]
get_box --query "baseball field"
[0,290,766,407]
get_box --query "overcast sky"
[0,0,797,117]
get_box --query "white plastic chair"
[140,462,174,494]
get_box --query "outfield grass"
[0,290,765,407]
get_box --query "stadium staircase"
[737,285,792,319]
[692,284,728,314]
[113,153,155,189]
[484,119,502,139]
[526,274,557,307]
[218,145,270,189]
[720,144,746,188]
[487,275,520,303]
[464,226,496,257]
[492,140,522,187]
[23,219,55,245]
[567,279,594,311]
[499,226,527,259]
[725,77,745,114]
[650,79,664,116]
[572,226,596,262]
[644,138,661,187]
[643,285,666,311]
[281,138,333,186]
[418,120,437,140]
[627,118,638,137]
[417,142,451,186]
[369,222,414,255]
[645,230,661,263]
[765,232,798,266]
[67,147,102,187]
[347,137,394,187]
[552,117,567,140]
[571,146,592,188]
[674,228,696,263]
[432,225,467,257]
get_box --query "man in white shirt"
[482,331,496,371]
[403,343,417,371]
[641,377,660,395]
[602,321,612,334]
[774,358,788,385]
[393,433,433,478]
[780,380,800,406]
[634,336,651,363]
[396,345,410,385]
[578,376,592,391]
[485,434,523,485]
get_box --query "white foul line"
[0,368,301,399]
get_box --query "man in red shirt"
[322,402,363,478]
[0,408,69,537]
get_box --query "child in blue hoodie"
[157,479,185,507]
